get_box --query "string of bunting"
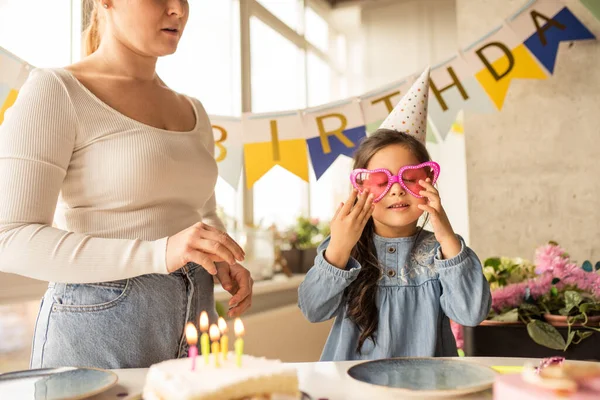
[0,0,595,189]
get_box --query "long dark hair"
[346,128,432,353]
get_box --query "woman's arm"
[0,69,168,283]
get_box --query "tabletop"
[89,356,598,400]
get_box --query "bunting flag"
[0,48,31,124]
[303,99,366,180]
[242,110,309,189]
[211,116,244,189]
[428,55,496,139]
[507,0,595,74]
[358,76,414,135]
[462,24,549,110]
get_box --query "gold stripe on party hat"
[379,67,430,144]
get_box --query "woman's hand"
[417,178,461,259]
[325,189,374,269]
[165,222,245,274]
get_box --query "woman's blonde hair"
[83,0,103,56]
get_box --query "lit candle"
[234,318,245,368]
[185,322,198,371]
[209,324,221,368]
[199,311,210,365]
[218,317,229,361]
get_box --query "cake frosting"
[143,352,300,400]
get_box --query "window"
[157,0,242,225]
[250,17,307,228]
[0,0,75,67]
[305,6,329,52]
[256,0,303,32]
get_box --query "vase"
[543,313,600,327]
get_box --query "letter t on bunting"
[303,99,366,180]
[506,0,595,74]
[242,110,309,189]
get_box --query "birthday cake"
[493,357,600,400]
[142,353,300,400]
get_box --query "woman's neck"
[92,35,158,82]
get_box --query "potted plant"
[280,217,330,274]
[462,242,600,360]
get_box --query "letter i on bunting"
[506,0,595,74]
[242,111,309,189]
[303,99,366,180]
[461,23,548,110]
[0,47,32,125]
[379,67,431,145]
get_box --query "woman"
[0,0,253,369]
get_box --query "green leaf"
[491,308,519,322]
[527,320,566,350]
[559,307,571,316]
[551,287,558,297]
[564,330,576,351]
[565,291,582,310]
[215,301,226,318]
[519,303,541,317]
[579,303,590,314]
[484,257,501,268]
[577,331,593,340]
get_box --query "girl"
[0,0,252,369]
[298,70,491,361]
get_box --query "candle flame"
[185,322,198,345]
[209,324,221,342]
[199,311,209,332]
[234,318,245,336]
[218,317,228,334]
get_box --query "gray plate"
[0,367,118,400]
[347,358,496,398]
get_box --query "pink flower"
[310,218,320,225]
[491,282,527,312]
[450,320,464,349]
[534,243,568,274]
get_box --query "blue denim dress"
[30,262,217,369]
[298,231,491,361]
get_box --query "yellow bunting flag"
[242,111,309,189]
[0,47,32,125]
[461,25,548,110]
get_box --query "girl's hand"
[417,178,461,259]
[326,189,374,269]
[166,223,245,274]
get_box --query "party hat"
[379,67,430,144]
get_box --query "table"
[90,357,599,400]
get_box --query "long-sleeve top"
[298,230,491,361]
[0,68,224,284]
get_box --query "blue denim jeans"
[30,263,217,369]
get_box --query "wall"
[335,0,472,242]
[456,0,600,262]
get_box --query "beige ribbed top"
[0,68,224,283]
